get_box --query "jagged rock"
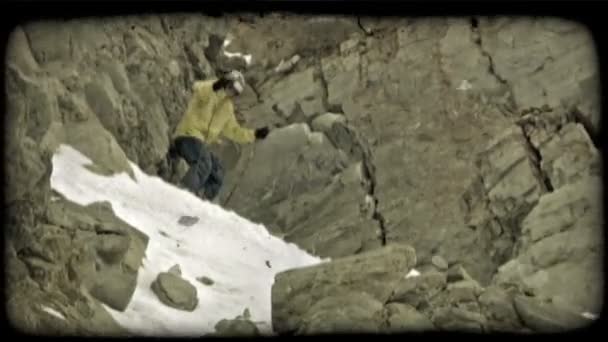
[431,307,487,332]
[220,123,378,258]
[389,270,447,308]
[90,265,138,311]
[168,264,182,276]
[494,175,602,313]
[383,303,436,332]
[513,295,591,332]
[479,17,599,131]
[272,244,416,333]
[431,255,449,270]
[258,68,325,118]
[478,286,523,332]
[311,112,347,132]
[151,272,198,312]
[214,317,260,337]
[537,123,600,189]
[297,291,385,334]
[95,233,131,265]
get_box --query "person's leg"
[203,152,225,200]
[173,137,213,195]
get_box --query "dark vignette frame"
[0,0,606,340]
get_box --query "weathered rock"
[214,317,260,337]
[431,255,449,270]
[90,265,138,312]
[297,291,386,334]
[221,123,378,258]
[383,303,436,332]
[513,295,591,332]
[197,276,214,286]
[178,215,199,226]
[389,271,447,308]
[259,68,325,118]
[272,244,416,333]
[168,264,182,276]
[151,272,198,312]
[478,286,523,332]
[479,17,600,132]
[95,233,131,265]
[431,306,487,332]
[494,175,603,313]
[537,123,600,189]
[311,112,347,132]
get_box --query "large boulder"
[271,244,416,333]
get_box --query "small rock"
[197,276,214,286]
[431,255,448,270]
[265,260,271,268]
[178,215,199,226]
[168,264,181,276]
[151,272,198,312]
[214,317,260,337]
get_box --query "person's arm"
[218,101,256,144]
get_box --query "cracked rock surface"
[6,13,601,335]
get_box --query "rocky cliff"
[4,13,602,335]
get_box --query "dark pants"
[170,136,224,200]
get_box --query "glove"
[254,126,270,140]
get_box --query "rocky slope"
[5,13,601,335]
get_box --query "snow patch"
[50,144,324,336]
[581,312,598,320]
[456,79,473,91]
[405,269,421,278]
[41,306,66,321]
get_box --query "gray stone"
[384,303,436,332]
[214,317,260,337]
[390,271,447,307]
[197,276,214,286]
[95,233,131,265]
[431,307,487,332]
[90,265,138,312]
[178,216,199,226]
[538,123,600,189]
[297,291,385,335]
[311,112,347,132]
[478,286,522,331]
[513,295,590,332]
[259,68,324,118]
[272,244,416,333]
[168,264,181,276]
[431,255,449,270]
[151,272,198,312]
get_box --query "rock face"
[6,13,601,335]
[151,271,199,312]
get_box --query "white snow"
[41,306,66,321]
[456,79,473,91]
[405,269,421,278]
[581,312,598,320]
[49,144,325,336]
[222,38,253,66]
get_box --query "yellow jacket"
[173,79,255,144]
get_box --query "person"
[168,70,270,201]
